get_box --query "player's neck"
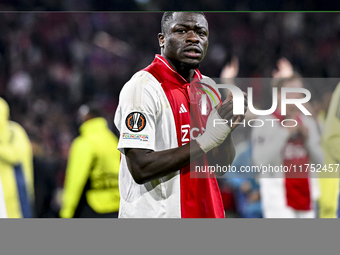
[162,55,195,83]
[177,68,195,83]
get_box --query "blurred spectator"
[319,83,340,218]
[59,103,120,218]
[0,97,34,218]
[252,74,323,218]
[0,0,339,11]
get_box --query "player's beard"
[179,61,200,70]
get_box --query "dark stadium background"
[0,12,339,217]
[0,0,339,11]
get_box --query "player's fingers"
[218,107,234,121]
[231,115,239,122]
[215,103,221,110]
[230,115,239,128]
[222,111,234,121]
[217,100,233,118]
[244,99,248,108]
[225,91,233,102]
[231,115,246,131]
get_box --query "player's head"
[158,12,209,71]
[78,103,103,124]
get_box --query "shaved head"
[161,12,206,34]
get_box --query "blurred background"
[0,0,339,11]
[0,12,340,217]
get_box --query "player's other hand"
[216,92,247,131]
[231,92,248,132]
[196,91,247,153]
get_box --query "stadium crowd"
[0,12,339,217]
[0,0,339,11]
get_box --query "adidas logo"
[179,104,187,114]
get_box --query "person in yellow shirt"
[60,104,120,218]
[0,97,34,218]
[319,83,340,218]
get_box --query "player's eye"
[197,30,207,36]
[176,29,186,33]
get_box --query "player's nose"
[186,30,199,44]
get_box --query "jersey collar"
[152,54,202,86]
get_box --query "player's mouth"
[183,47,202,58]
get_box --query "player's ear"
[158,33,165,48]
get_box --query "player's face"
[159,13,209,70]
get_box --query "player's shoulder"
[201,75,216,86]
[118,70,163,109]
[199,75,221,96]
[121,70,160,93]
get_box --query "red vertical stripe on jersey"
[144,55,225,218]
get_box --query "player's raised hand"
[196,90,247,153]
[216,99,234,123]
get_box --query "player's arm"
[124,100,235,184]
[125,141,203,184]
[60,138,93,218]
[208,124,236,177]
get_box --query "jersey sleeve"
[114,71,160,153]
